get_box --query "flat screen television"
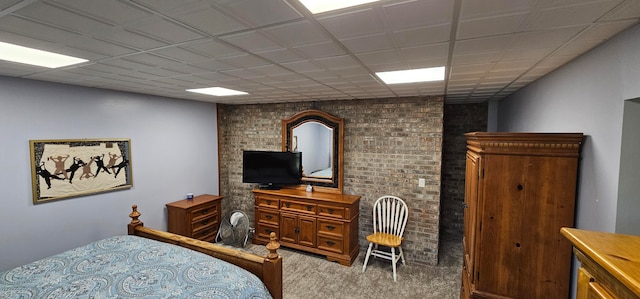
[242,150,302,189]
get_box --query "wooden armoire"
[461,132,583,299]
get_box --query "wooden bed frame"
[127,205,283,299]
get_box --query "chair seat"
[366,232,403,247]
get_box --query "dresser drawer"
[318,205,345,219]
[317,235,343,254]
[256,223,278,240]
[192,223,218,242]
[256,195,280,209]
[191,213,218,231]
[281,200,316,215]
[190,203,218,221]
[256,208,279,226]
[318,219,344,237]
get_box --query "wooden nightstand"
[166,194,222,242]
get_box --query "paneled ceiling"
[1,0,639,104]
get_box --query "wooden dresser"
[166,194,222,242]
[252,188,360,266]
[561,228,640,299]
[461,132,583,299]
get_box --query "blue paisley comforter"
[0,235,272,299]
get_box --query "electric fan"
[215,210,252,247]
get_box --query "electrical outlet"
[418,178,425,187]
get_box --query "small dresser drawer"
[256,196,280,209]
[256,223,278,240]
[317,236,343,254]
[191,213,218,231]
[318,219,344,237]
[191,203,217,220]
[281,200,316,215]
[318,205,345,219]
[256,209,279,226]
[192,223,218,242]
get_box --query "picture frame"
[30,138,132,204]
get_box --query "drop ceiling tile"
[220,30,282,53]
[219,68,265,79]
[459,0,532,20]
[601,0,640,21]
[281,60,324,73]
[393,24,451,47]
[454,35,512,55]
[318,8,384,39]
[293,41,346,59]
[155,2,247,36]
[126,16,205,43]
[339,33,395,53]
[95,29,168,50]
[522,1,619,31]
[183,40,245,59]
[248,65,295,77]
[217,54,271,68]
[67,37,137,56]
[312,55,362,70]
[451,63,493,75]
[356,49,402,66]
[400,43,449,62]
[382,0,453,30]
[452,51,502,65]
[152,46,212,63]
[254,48,305,63]
[190,60,235,72]
[0,15,80,43]
[501,47,555,60]
[192,72,235,83]
[508,27,585,50]
[457,13,528,39]
[214,0,302,27]
[261,20,330,48]
[55,0,153,25]
[492,59,537,71]
[15,2,114,34]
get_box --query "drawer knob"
[285,203,291,208]
[326,225,336,231]
[265,215,273,220]
[328,208,334,214]
[202,220,209,225]
[306,205,313,211]
[265,229,273,234]
[202,209,209,215]
[517,184,523,190]
[325,240,335,246]
[266,200,272,205]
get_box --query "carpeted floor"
[247,239,462,299]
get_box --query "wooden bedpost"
[128,205,143,235]
[263,232,283,299]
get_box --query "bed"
[0,205,283,299]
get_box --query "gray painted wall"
[0,76,219,271]
[497,23,640,233]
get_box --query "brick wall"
[218,96,443,265]
[439,103,488,242]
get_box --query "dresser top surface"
[561,227,640,296]
[253,188,360,204]
[166,194,222,209]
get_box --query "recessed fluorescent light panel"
[376,67,446,84]
[0,42,87,68]
[299,0,379,14]
[186,87,249,96]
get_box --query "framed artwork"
[30,138,132,204]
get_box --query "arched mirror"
[282,110,344,193]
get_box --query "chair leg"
[391,247,397,282]
[398,246,406,265]
[362,243,373,272]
